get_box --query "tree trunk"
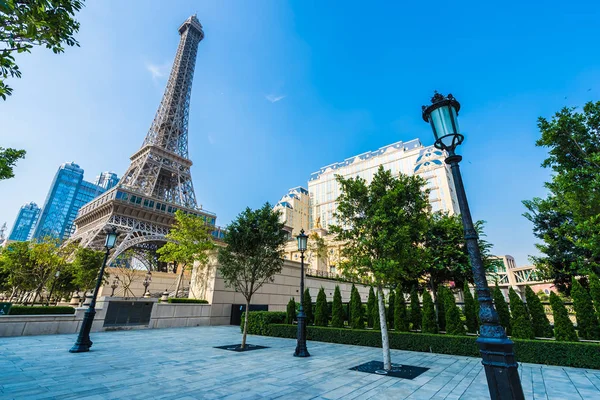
[377,285,392,371]
[241,297,250,349]
[174,262,183,298]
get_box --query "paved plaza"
[0,326,599,399]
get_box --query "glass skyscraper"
[8,202,41,242]
[32,162,118,241]
[93,171,119,190]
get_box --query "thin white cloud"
[265,94,286,103]
[146,62,170,80]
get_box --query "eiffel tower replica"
[70,15,218,268]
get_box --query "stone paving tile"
[0,325,599,399]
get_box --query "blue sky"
[1,0,599,265]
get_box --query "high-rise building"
[32,162,113,240]
[307,138,459,230]
[93,171,119,190]
[8,202,41,242]
[273,187,309,236]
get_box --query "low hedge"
[8,306,75,315]
[244,313,600,369]
[241,311,286,335]
[166,298,208,304]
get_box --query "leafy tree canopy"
[0,147,26,180]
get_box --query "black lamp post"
[143,271,152,298]
[294,229,310,357]
[422,92,524,400]
[69,227,119,353]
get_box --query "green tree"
[331,166,429,371]
[0,0,84,99]
[366,287,376,328]
[436,285,447,332]
[286,298,296,325]
[444,289,465,335]
[549,291,578,341]
[571,278,600,340]
[508,287,534,339]
[387,290,395,329]
[314,287,328,327]
[463,283,478,334]
[303,288,313,325]
[157,210,215,297]
[307,232,328,269]
[410,287,421,331]
[350,285,363,329]
[71,247,106,294]
[421,290,437,333]
[523,102,600,292]
[394,290,409,331]
[218,203,287,349]
[0,148,26,180]
[589,273,600,319]
[524,285,552,338]
[493,284,511,335]
[0,241,34,297]
[331,285,344,328]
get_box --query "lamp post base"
[69,309,96,353]
[477,337,524,400]
[294,313,310,358]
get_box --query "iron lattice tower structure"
[70,15,219,268]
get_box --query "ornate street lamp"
[70,227,119,353]
[110,277,120,297]
[422,92,524,400]
[294,229,310,357]
[143,271,152,298]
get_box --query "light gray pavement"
[0,325,598,400]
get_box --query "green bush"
[493,284,511,335]
[387,290,395,329]
[241,311,286,335]
[286,298,296,325]
[524,286,552,338]
[394,290,409,332]
[436,286,447,332]
[166,298,208,304]
[8,306,75,315]
[421,290,437,333]
[445,289,465,336]
[589,273,600,319]
[350,285,364,329]
[366,287,376,328]
[571,278,600,340]
[303,288,313,325]
[331,286,344,328]
[314,287,329,327]
[509,287,534,339]
[263,324,600,369]
[372,288,382,330]
[410,287,421,330]
[463,284,478,334]
[549,292,578,342]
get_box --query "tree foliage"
[314,287,328,327]
[387,290,395,329]
[549,291,578,342]
[508,287,534,339]
[410,287,421,330]
[421,290,437,334]
[286,298,295,325]
[571,278,600,340]
[366,286,376,328]
[349,284,363,329]
[394,290,409,332]
[589,273,600,319]
[524,286,552,338]
[444,288,465,336]
[463,283,478,334]
[493,284,511,335]
[523,101,600,292]
[217,203,287,348]
[0,147,26,180]
[331,285,344,328]
[71,247,105,293]
[303,288,313,325]
[0,0,84,99]
[436,285,447,332]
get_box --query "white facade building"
[273,186,310,236]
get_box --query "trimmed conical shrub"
[550,291,578,342]
[436,286,447,332]
[463,283,478,334]
[410,287,421,331]
[350,285,364,329]
[421,290,437,333]
[387,290,395,329]
[286,298,296,325]
[444,289,465,335]
[366,287,376,328]
[372,293,381,330]
[589,273,600,319]
[303,288,313,325]
[331,285,344,328]
[493,284,511,335]
[524,286,552,338]
[314,287,329,327]
[571,278,600,340]
[394,290,409,331]
[508,287,534,339]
